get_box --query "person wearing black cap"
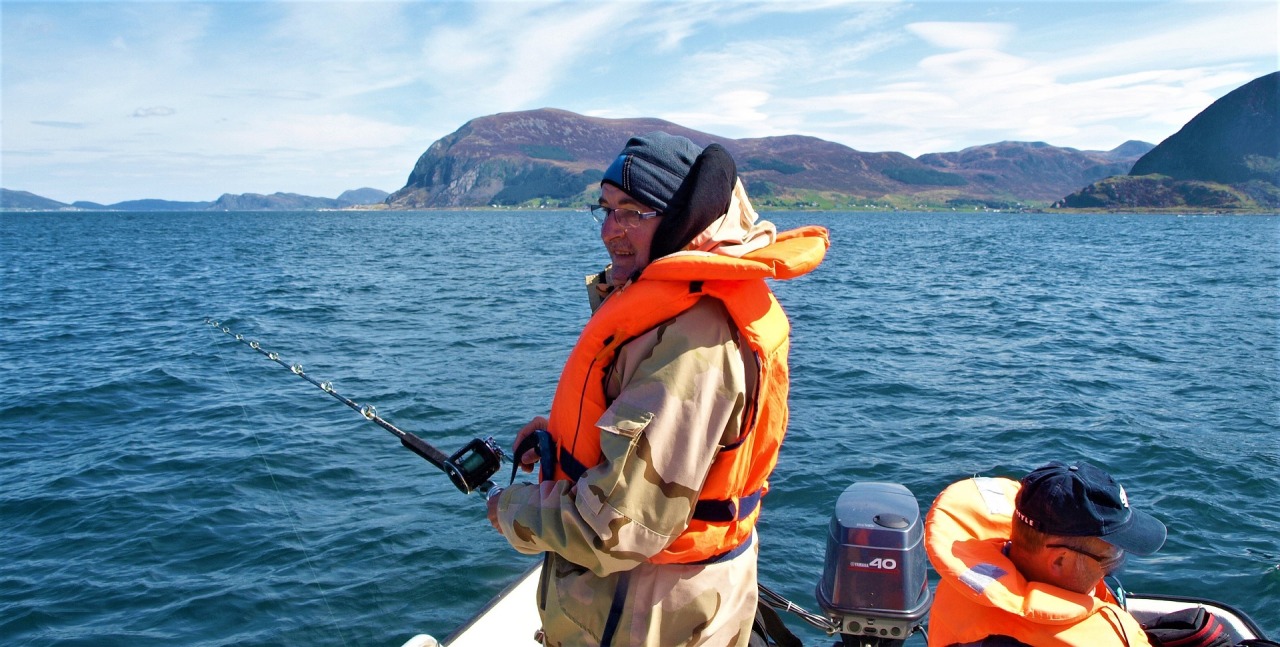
[924,461,1168,646]
[486,132,829,646]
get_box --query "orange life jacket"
[546,226,828,564]
[924,477,1152,647]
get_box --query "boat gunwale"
[1124,591,1267,641]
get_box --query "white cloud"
[417,3,632,112]
[613,5,905,138]
[778,2,1277,155]
[2,0,1275,202]
[661,90,776,135]
[220,113,419,153]
[918,48,1035,79]
[31,120,87,130]
[1050,2,1278,78]
[132,107,176,118]
[907,21,1015,50]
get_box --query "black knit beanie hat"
[601,132,701,213]
[602,132,738,260]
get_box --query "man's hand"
[513,416,548,474]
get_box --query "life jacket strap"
[692,488,762,523]
[557,445,590,481]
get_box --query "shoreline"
[4,206,1278,216]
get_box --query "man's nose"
[600,213,625,239]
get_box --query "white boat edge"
[401,562,1267,646]
[402,562,544,647]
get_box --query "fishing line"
[209,331,352,647]
[204,318,509,495]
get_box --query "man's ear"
[1045,548,1069,578]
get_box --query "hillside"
[1129,72,1278,184]
[387,108,1149,209]
[386,109,705,208]
[1058,71,1279,211]
[1,189,70,210]
[0,188,389,212]
[917,141,1149,202]
[1054,175,1275,210]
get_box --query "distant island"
[4,72,1276,213]
[0,188,390,212]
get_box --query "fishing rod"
[205,318,506,495]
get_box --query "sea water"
[1,210,1277,646]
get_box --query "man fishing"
[486,132,828,646]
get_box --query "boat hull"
[403,564,1268,646]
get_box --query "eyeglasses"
[587,205,661,229]
[1047,543,1126,573]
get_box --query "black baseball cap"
[1015,461,1167,556]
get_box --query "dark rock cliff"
[1059,71,1279,210]
[1129,71,1279,184]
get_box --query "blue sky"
[2,1,1276,204]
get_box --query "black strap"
[558,445,590,481]
[692,488,762,523]
[600,570,631,647]
[952,636,1036,647]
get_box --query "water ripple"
[1,210,1276,644]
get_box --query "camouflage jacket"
[494,296,759,646]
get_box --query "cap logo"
[1119,485,1129,508]
[1014,509,1037,529]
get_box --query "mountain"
[209,192,340,210]
[0,188,389,211]
[1058,72,1279,210]
[387,109,690,208]
[1,189,70,210]
[336,187,390,206]
[72,198,212,211]
[1108,140,1161,160]
[388,108,1149,209]
[1129,72,1278,184]
[917,140,1151,202]
[210,188,390,210]
[732,134,961,199]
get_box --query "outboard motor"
[815,482,931,646]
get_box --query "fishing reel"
[444,437,505,494]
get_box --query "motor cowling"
[815,482,931,644]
